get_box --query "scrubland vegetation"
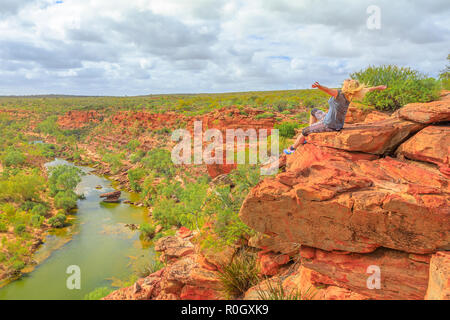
[0,62,448,291]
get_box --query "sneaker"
[283,146,295,155]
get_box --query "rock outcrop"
[425,251,450,300]
[104,228,226,300]
[397,125,450,176]
[99,191,121,203]
[58,110,103,130]
[239,94,450,300]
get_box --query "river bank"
[0,158,156,300]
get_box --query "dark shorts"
[302,108,338,137]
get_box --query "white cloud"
[0,0,449,95]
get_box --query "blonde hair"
[341,79,366,101]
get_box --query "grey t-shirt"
[323,90,350,130]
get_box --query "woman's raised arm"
[312,82,339,98]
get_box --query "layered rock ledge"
[240,94,450,300]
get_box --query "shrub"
[256,278,315,300]
[255,112,275,120]
[2,149,26,167]
[54,190,78,212]
[31,203,49,217]
[128,168,146,192]
[84,287,113,300]
[351,65,441,111]
[139,223,156,240]
[274,122,302,138]
[137,260,165,278]
[48,165,82,196]
[12,260,25,272]
[0,222,7,232]
[20,201,38,211]
[126,139,140,151]
[31,214,44,228]
[48,214,66,228]
[439,54,450,90]
[102,152,125,174]
[218,249,260,299]
[14,224,26,235]
[142,149,176,177]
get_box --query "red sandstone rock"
[300,246,430,300]
[307,117,424,155]
[206,162,237,179]
[103,272,162,300]
[398,93,450,124]
[58,110,103,130]
[257,251,290,276]
[397,125,450,176]
[180,285,221,300]
[283,266,370,300]
[176,226,193,239]
[425,251,450,300]
[248,232,299,256]
[154,236,194,262]
[240,144,450,254]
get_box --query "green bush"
[31,203,49,217]
[12,260,25,272]
[126,139,140,151]
[48,214,66,228]
[128,168,146,192]
[256,278,315,300]
[218,249,260,299]
[255,112,275,120]
[14,224,26,235]
[274,122,302,138]
[139,223,156,240]
[351,65,441,111]
[0,222,7,232]
[84,287,113,300]
[142,149,176,177]
[54,190,78,212]
[31,214,44,228]
[48,165,82,196]
[439,54,450,90]
[137,260,165,278]
[2,149,26,167]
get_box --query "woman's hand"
[312,82,320,89]
[379,85,387,90]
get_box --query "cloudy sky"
[0,0,449,96]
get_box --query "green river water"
[0,158,155,300]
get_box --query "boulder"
[397,94,450,124]
[425,251,450,300]
[257,251,290,276]
[240,144,450,254]
[397,125,450,176]
[307,117,424,155]
[154,236,195,262]
[345,106,389,124]
[248,232,299,256]
[300,246,430,300]
[282,266,370,300]
[99,190,121,203]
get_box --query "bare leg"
[284,113,313,154]
[292,134,306,149]
[309,114,318,126]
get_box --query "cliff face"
[239,92,450,300]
